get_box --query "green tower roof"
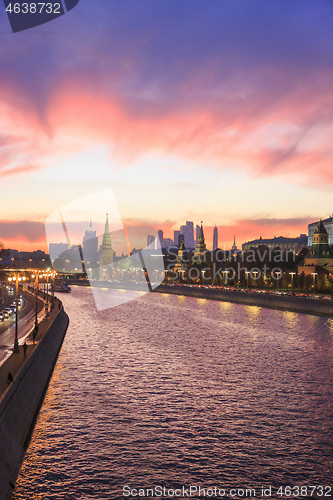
[101,214,112,248]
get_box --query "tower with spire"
[299,219,333,276]
[83,219,98,257]
[213,225,218,251]
[99,214,114,279]
[194,223,207,260]
[173,239,188,277]
[231,235,238,256]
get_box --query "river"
[12,287,333,499]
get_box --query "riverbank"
[0,299,69,500]
[154,284,333,317]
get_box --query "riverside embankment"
[0,299,69,500]
[155,284,333,316]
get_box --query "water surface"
[13,288,333,499]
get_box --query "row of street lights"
[175,269,318,295]
[7,269,57,353]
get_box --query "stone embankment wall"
[155,285,333,316]
[0,308,69,500]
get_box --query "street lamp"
[31,271,42,341]
[245,270,250,289]
[311,272,318,296]
[8,271,27,353]
[273,271,281,291]
[289,272,296,294]
[222,270,229,285]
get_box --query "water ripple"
[13,288,333,499]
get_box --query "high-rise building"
[174,230,180,246]
[196,225,201,244]
[180,221,195,249]
[213,225,218,251]
[157,230,164,247]
[99,214,114,279]
[186,221,194,248]
[147,235,155,249]
[83,220,98,256]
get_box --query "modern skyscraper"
[174,230,180,246]
[99,214,114,279]
[157,230,164,247]
[147,235,155,249]
[196,225,201,244]
[180,221,195,248]
[213,225,218,251]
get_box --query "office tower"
[213,225,218,251]
[162,238,173,248]
[180,222,194,248]
[196,225,201,244]
[157,230,164,247]
[147,235,155,249]
[174,230,180,246]
[185,221,194,248]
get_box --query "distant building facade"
[49,243,69,261]
[308,216,333,246]
[299,221,333,276]
[82,220,98,257]
[242,235,308,254]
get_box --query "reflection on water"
[13,287,333,499]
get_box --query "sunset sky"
[1,0,333,252]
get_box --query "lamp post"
[45,270,50,317]
[51,271,56,310]
[31,271,41,341]
[289,272,296,294]
[245,270,250,289]
[8,272,27,353]
[311,272,318,297]
[273,271,281,292]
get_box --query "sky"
[1,0,333,252]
